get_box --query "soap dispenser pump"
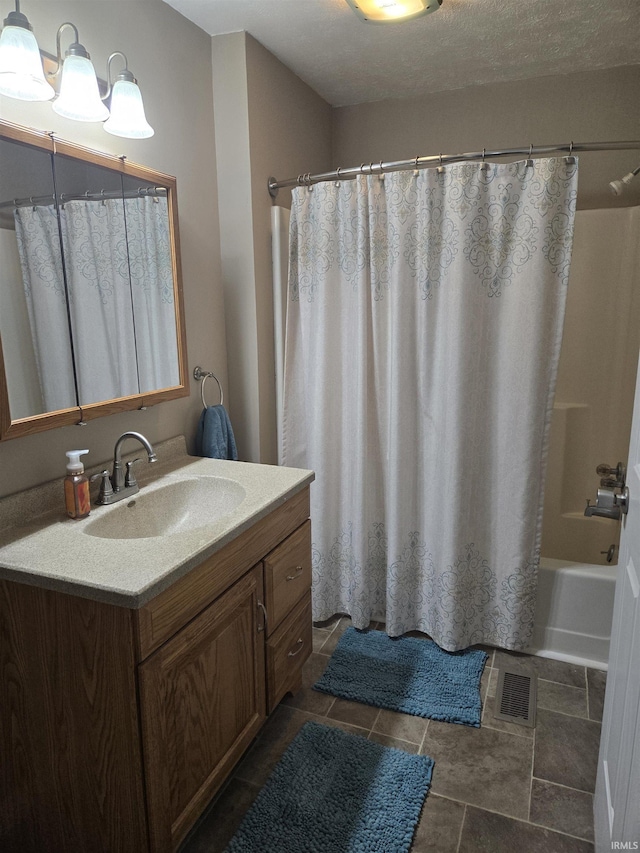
[64,449,90,519]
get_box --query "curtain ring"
[378,160,385,181]
[526,143,534,169]
[360,163,366,175]
[297,174,303,185]
[101,189,107,205]
[413,155,419,177]
[30,196,36,211]
[437,152,445,174]
[566,141,576,165]
[480,148,488,171]
[335,167,342,186]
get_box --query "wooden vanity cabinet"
[0,486,312,853]
[139,565,266,852]
[263,520,313,711]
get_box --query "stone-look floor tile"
[494,650,586,688]
[420,719,533,818]
[312,627,332,653]
[301,652,330,689]
[587,669,607,722]
[326,696,380,730]
[482,668,534,739]
[179,777,259,853]
[233,706,312,788]
[313,614,344,630]
[458,806,594,853]
[314,715,369,737]
[282,684,335,716]
[284,650,342,715]
[373,707,428,744]
[317,616,352,655]
[472,645,496,668]
[537,679,588,718]
[530,778,594,842]
[368,731,419,753]
[411,794,466,853]
[480,665,491,708]
[534,709,601,793]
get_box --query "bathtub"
[529,557,616,671]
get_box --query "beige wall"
[333,66,640,210]
[245,35,333,464]
[0,1,224,499]
[212,32,332,464]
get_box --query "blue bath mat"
[224,720,434,853]
[314,627,487,727]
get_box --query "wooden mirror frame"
[0,120,189,441]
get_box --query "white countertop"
[0,442,314,608]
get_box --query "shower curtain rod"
[267,139,640,198]
[0,186,167,210]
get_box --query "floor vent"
[493,668,537,728]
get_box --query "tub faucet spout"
[584,486,628,521]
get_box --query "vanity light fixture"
[344,0,442,23]
[103,52,154,139]
[50,22,109,122]
[0,0,54,100]
[0,2,154,139]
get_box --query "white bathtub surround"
[541,207,640,566]
[283,159,578,652]
[531,558,615,670]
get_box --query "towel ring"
[193,366,224,408]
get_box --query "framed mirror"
[0,120,188,440]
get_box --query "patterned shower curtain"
[282,159,578,651]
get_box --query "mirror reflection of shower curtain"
[13,205,77,412]
[14,196,178,411]
[282,160,578,652]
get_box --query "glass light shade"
[0,25,54,101]
[345,0,441,23]
[104,78,154,138]
[52,53,109,122]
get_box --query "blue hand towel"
[196,405,238,460]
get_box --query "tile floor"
[181,617,606,853]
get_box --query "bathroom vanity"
[0,440,314,852]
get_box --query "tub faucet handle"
[596,462,626,488]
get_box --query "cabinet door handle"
[287,638,304,657]
[286,566,304,581]
[257,600,268,633]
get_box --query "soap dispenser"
[64,449,90,519]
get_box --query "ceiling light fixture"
[344,0,442,24]
[0,2,154,139]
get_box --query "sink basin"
[83,476,246,540]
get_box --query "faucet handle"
[91,470,113,504]
[125,458,143,488]
[596,462,626,487]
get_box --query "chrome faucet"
[584,461,629,521]
[92,431,157,505]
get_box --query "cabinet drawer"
[266,592,312,712]
[264,520,311,635]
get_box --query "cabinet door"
[139,565,266,853]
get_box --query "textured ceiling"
[162,0,640,107]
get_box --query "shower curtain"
[14,195,178,410]
[282,159,578,651]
